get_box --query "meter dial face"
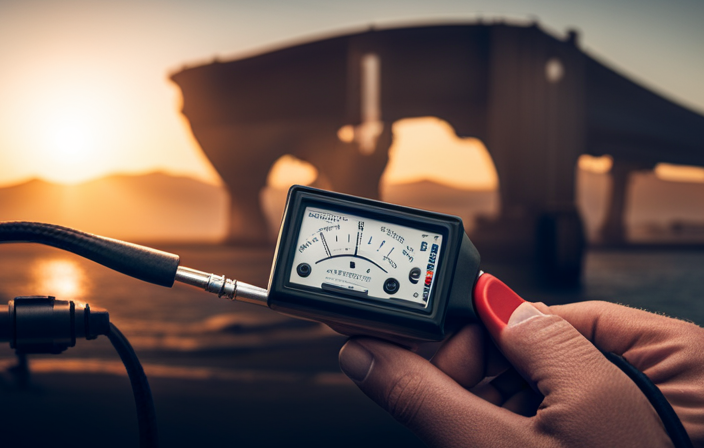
[289,206,444,308]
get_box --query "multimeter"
[173,184,525,341]
[268,185,489,341]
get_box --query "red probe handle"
[472,273,527,338]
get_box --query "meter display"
[268,185,481,341]
[289,206,443,309]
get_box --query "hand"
[338,301,704,447]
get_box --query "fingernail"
[339,340,373,382]
[508,302,545,327]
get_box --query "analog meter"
[268,186,481,341]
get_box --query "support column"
[600,159,651,246]
[308,122,392,201]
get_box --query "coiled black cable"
[108,323,159,448]
[602,351,693,448]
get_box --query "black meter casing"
[268,186,481,341]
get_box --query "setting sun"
[7,65,134,185]
[47,116,95,159]
[39,105,104,183]
[0,7,221,188]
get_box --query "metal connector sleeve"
[233,281,269,306]
[175,266,268,306]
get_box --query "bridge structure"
[171,23,704,284]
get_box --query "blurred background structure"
[0,0,703,447]
[1,0,703,251]
[172,22,704,283]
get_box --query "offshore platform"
[170,22,704,284]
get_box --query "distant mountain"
[261,180,499,237]
[6,170,698,244]
[576,169,704,242]
[627,171,704,242]
[628,172,704,225]
[0,173,228,242]
[386,174,703,243]
[382,180,499,232]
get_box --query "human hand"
[339,300,704,447]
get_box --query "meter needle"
[320,232,331,257]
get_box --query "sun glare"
[49,119,92,158]
[32,259,88,300]
[6,59,139,186]
[43,114,100,170]
[30,88,114,184]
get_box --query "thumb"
[339,337,530,447]
[496,303,672,447]
[471,274,619,398]
[499,302,616,397]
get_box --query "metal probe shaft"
[174,266,268,306]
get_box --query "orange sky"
[0,0,702,189]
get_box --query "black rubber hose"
[108,322,159,448]
[0,221,179,287]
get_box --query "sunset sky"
[0,0,702,188]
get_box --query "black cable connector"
[1,296,109,354]
[0,297,158,448]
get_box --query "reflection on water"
[32,258,88,301]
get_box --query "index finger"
[347,337,540,447]
[431,323,509,389]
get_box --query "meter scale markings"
[315,253,388,274]
[311,223,388,273]
[290,207,443,307]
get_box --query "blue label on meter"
[421,244,440,297]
